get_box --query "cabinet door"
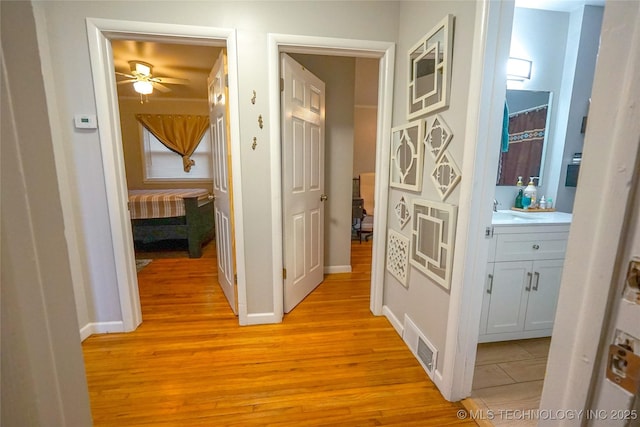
[524,259,564,331]
[486,261,531,334]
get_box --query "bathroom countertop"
[492,209,573,226]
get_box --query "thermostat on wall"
[74,114,97,129]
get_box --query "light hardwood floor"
[470,338,551,426]
[82,240,475,426]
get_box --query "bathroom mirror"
[408,15,454,120]
[497,89,552,186]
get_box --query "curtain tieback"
[182,155,195,172]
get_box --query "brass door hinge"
[283,268,287,280]
[225,74,229,87]
[234,273,237,284]
[280,77,284,92]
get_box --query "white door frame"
[267,34,395,321]
[85,18,248,329]
[439,0,516,401]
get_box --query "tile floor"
[471,337,551,426]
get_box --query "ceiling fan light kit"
[116,59,190,101]
[133,80,153,95]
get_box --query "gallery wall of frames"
[386,14,460,291]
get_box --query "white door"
[281,53,326,313]
[208,50,237,314]
[485,261,531,334]
[524,259,563,331]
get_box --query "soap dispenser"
[523,177,537,208]
[515,189,524,209]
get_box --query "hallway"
[82,242,474,425]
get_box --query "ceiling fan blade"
[152,82,172,93]
[117,79,137,84]
[115,71,136,78]
[152,76,190,85]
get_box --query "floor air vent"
[402,315,438,378]
[417,337,434,373]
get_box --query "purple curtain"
[497,105,548,185]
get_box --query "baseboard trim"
[79,321,125,341]
[434,369,445,392]
[243,312,282,325]
[323,265,352,274]
[382,305,403,336]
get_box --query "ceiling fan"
[116,60,189,95]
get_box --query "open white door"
[208,50,237,314]
[281,53,326,313]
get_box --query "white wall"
[553,5,603,213]
[32,1,400,327]
[289,53,355,271]
[1,1,92,424]
[494,7,569,210]
[383,0,478,378]
[353,58,379,178]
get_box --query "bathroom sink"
[510,210,557,220]
[492,210,526,222]
[492,209,572,225]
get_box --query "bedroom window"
[142,128,213,181]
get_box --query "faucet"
[493,199,499,212]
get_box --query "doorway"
[109,38,219,258]
[468,2,604,412]
[267,34,395,320]
[86,19,247,329]
[279,53,380,313]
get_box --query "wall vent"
[402,315,438,378]
[417,337,435,373]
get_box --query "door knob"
[320,194,328,202]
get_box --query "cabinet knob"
[532,244,540,250]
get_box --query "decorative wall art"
[386,229,410,287]
[409,199,457,290]
[390,121,425,192]
[431,151,461,200]
[424,114,453,161]
[408,14,454,120]
[395,196,411,229]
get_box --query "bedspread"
[128,189,210,219]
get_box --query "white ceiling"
[111,40,222,100]
[516,0,605,12]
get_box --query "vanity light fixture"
[507,57,532,81]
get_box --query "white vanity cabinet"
[479,222,570,343]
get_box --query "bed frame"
[131,196,214,258]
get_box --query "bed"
[128,189,215,258]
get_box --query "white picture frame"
[390,120,425,192]
[407,15,454,120]
[409,198,457,290]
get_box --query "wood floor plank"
[83,241,473,425]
